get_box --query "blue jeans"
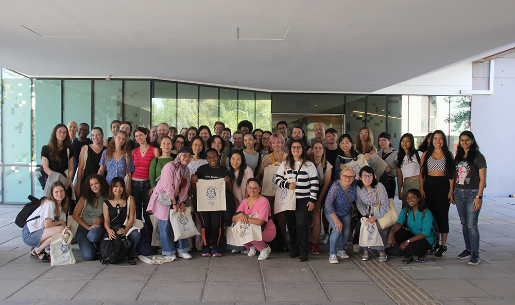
[454,188,481,255]
[76,225,105,261]
[325,211,351,256]
[158,219,190,256]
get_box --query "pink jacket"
[147,162,190,221]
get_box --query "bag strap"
[338,180,353,203]
[83,145,89,170]
[373,183,383,215]
[124,196,132,225]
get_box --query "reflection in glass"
[153,81,176,127]
[124,81,151,129]
[448,96,471,154]
[177,84,199,128]
[238,90,255,127]
[366,96,387,147]
[345,95,366,138]
[199,86,219,128]
[4,166,31,204]
[35,79,61,163]
[220,89,237,133]
[256,92,272,131]
[94,80,122,139]
[387,96,403,149]
[63,80,92,128]
[408,96,429,149]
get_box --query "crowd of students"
[21,118,487,267]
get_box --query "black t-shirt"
[455,151,487,189]
[105,200,127,227]
[195,164,229,180]
[41,145,74,175]
[326,146,339,168]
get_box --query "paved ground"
[1,197,515,305]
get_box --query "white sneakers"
[258,245,272,261]
[178,252,192,260]
[329,254,338,264]
[248,245,258,257]
[337,250,349,259]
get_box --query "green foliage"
[444,96,471,132]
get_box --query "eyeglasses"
[359,132,369,136]
[176,141,184,145]
[361,174,373,179]
[341,175,354,179]
[57,130,67,135]
[291,146,302,150]
[262,137,270,140]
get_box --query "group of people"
[21,118,487,267]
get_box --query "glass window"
[387,95,403,149]
[367,95,387,147]
[152,81,176,128]
[199,86,219,128]
[448,96,471,154]
[2,68,32,165]
[124,80,151,129]
[345,95,366,138]
[408,96,429,149]
[63,80,92,128]
[177,84,199,129]
[238,90,255,129]
[34,79,61,163]
[256,92,272,131]
[4,166,31,204]
[94,80,122,140]
[220,89,237,134]
[429,96,450,134]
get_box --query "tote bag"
[274,168,298,214]
[196,178,226,212]
[373,185,398,229]
[169,206,200,241]
[342,155,368,179]
[358,217,384,247]
[150,214,161,247]
[369,153,388,180]
[230,213,263,246]
[262,165,280,196]
[50,228,76,266]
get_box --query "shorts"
[22,224,43,248]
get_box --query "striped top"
[273,160,319,202]
[427,155,446,172]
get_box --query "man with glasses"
[213,121,225,136]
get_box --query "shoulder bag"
[373,183,398,228]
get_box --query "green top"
[82,194,106,226]
[149,157,174,188]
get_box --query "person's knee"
[82,250,96,261]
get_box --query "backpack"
[35,166,48,190]
[136,222,153,256]
[100,233,128,264]
[15,195,47,228]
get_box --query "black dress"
[82,145,107,182]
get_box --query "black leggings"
[197,211,222,247]
[285,199,310,256]
[424,176,450,233]
[394,229,432,258]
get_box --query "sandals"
[416,253,428,263]
[30,248,49,263]
[401,256,413,264]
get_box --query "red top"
[132,146,156,180]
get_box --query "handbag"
[373,184,398,228]
[157,167,184,206]
[169,206,200,241]
[50,228,76,266]
[124,196,144,237]
[274,167,299,214]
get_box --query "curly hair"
[81,174,109,207]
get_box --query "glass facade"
[0,68,470,204]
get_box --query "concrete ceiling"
[1,0,515,93]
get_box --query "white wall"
[471,58,515,196]
[372,63,472,95]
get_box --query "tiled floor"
[1,197,515,304]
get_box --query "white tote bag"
[274,168,297,214]
[230,213,263,246]
[169,206,200,241]
[150,214,161,247]
[358,217,384,247]
[196,178,226,212]
[262,165,280,196]
[50,228,76,266]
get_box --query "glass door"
[272,113,345,140]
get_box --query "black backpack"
[15,195,47,228]
[100,233,128,264]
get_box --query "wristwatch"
[476,195,482,199]
[406,239,411,243]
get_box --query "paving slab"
[470,277,515,298]
[38,265,105,280]
[74,280,146,301]
[0,279,31,299]
[265,282,329,302]
[259,257,310,269]
[438,298,476,305]
[138,281,204,302]
[0,263,51,279]
[204,281,265,302]
[151,267,207,282]
[324,282,391,302]
[10,279,89,300]
[93,264,156,281]
[443,262,514,279]
[468,298,515,305]
[208,266,262,282]
[314,268,371,282]
[0,300,38,305]
[262,268,318,282]
[414,279,490,298]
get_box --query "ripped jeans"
[454,188,481,255]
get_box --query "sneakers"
[312,243,321,255]
[379,254,388,262]
[178,252,192,260]
[468,254,481,265]
[429,244,440,255]
[353,244,361,253]
[320,234,329,245]
[248,245,257,257]
[202,246,211,257]
[337,250,349,259]
[457,249,472,260]
[434,245,447,258]
[258,245,272,261]
[212,246,222,257]
[329,254,338,264]
[362,253,369,261]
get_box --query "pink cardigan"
[147,162,190,221]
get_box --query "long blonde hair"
[355,126,376,154]
[44,181,68,216]
[106,130,129,159]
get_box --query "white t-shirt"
[397,151,423,178]
[26,200,66,233]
